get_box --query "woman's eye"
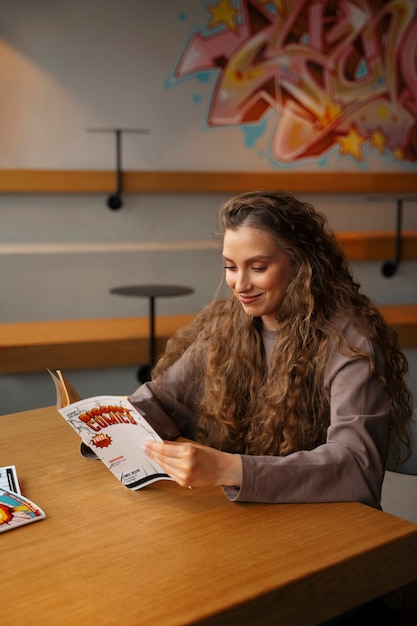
[252,266,266,272]
[223,265,236,271]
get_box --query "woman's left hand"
[142,439,242,489]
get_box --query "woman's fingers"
[144,440,183,459]
[142,440,242,489]
[142,440,194,486]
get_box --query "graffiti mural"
[169,0,417,169]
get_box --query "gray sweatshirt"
[128,317,390,509]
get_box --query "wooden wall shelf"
[0,314,196,374]
[1,170,417,194]
[336,231,417,261]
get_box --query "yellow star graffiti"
[336,124,367,162]
[208,0,240,34]
[393,147,405,161]
[369,128,388,154]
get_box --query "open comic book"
[49,370,172,490]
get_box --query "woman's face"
[222,226,294,330]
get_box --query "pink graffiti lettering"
[173,0,417,164]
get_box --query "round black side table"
[110,284,194,383]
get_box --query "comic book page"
[48,369,81,407]
[0,489,46,533]
[55,393,172,490]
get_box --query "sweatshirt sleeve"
[223,328,390,509]
[128,352,201,442]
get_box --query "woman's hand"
[142,439,242,489]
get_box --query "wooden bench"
[0,305,416,375]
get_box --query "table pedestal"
[110,284,194,382]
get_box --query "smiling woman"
[129,189,413,494]
[128,189,414,623]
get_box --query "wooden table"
[2,407,417,626]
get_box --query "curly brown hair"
[153,190,413,463]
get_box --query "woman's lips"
[238,294,263,305]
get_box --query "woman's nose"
[235,270,251,292]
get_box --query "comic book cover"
[49,370,171,490]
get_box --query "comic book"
[49,370,172,490]
[0,489,46,533]
[0,465,46,533]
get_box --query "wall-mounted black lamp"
[381,198,403,277]
[87,127,151,210]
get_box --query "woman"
[130,190,413,505]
